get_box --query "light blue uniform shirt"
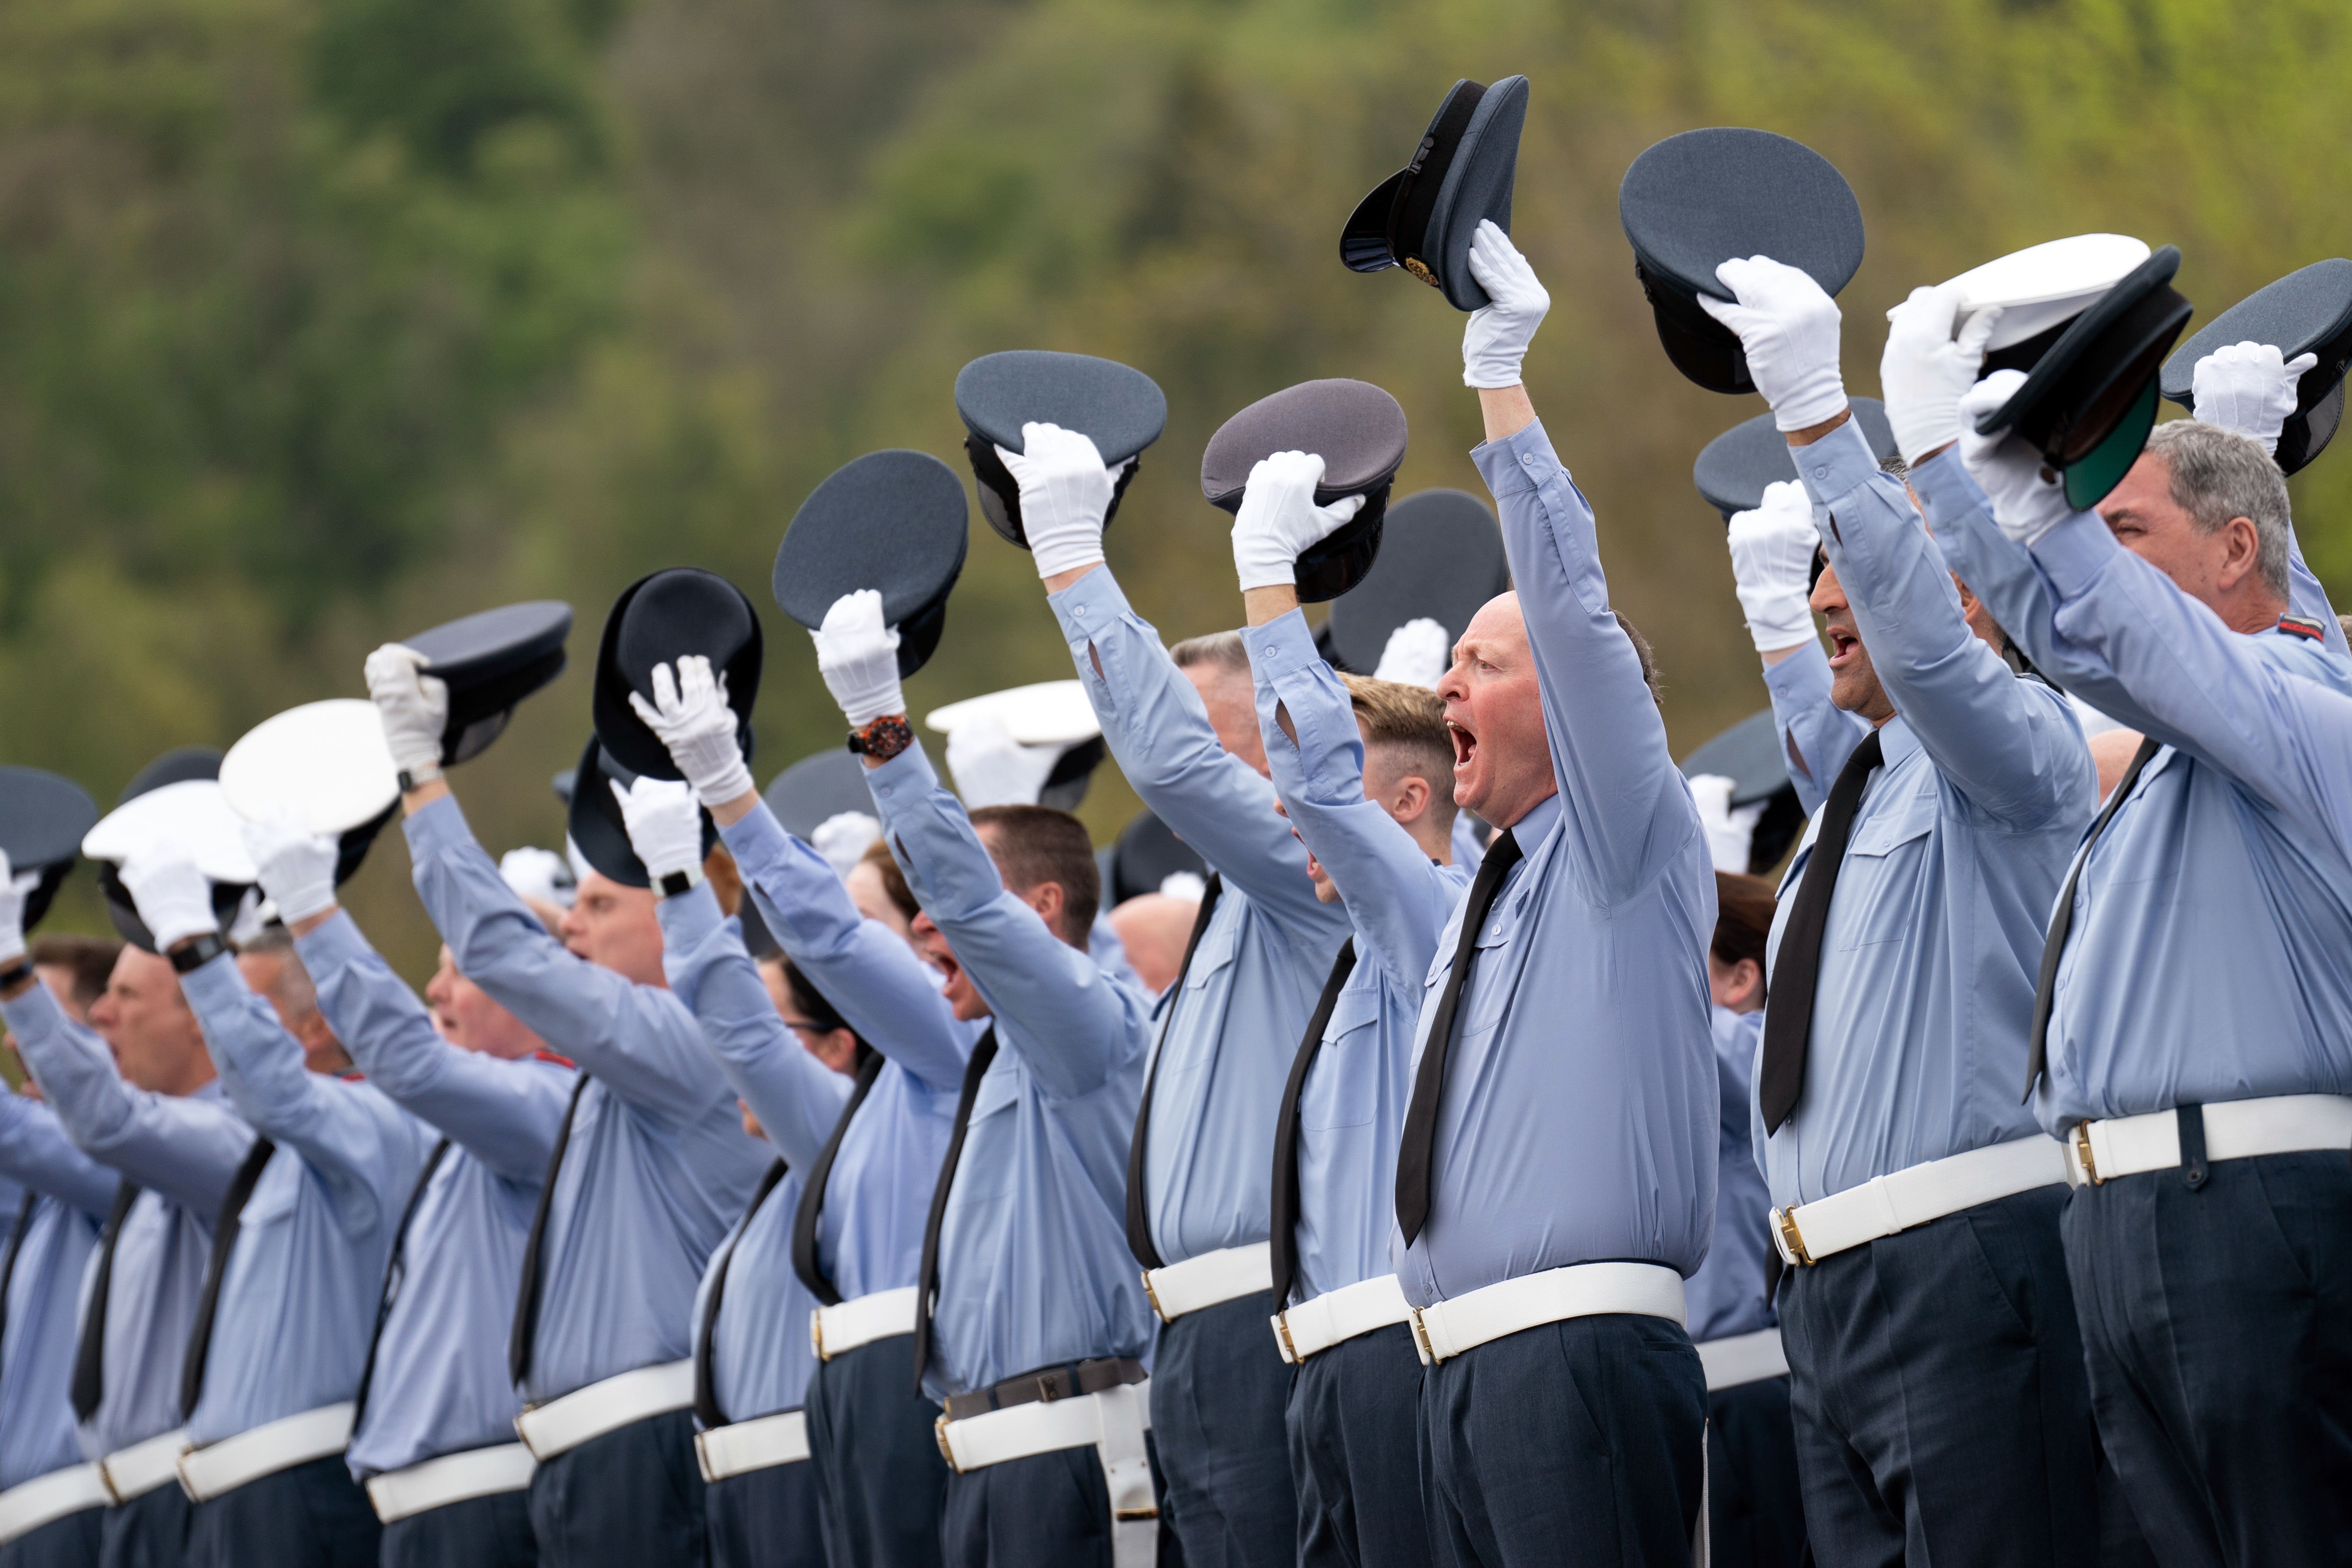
[296,911,575,1477]
[1449,814,1486,877]
[0,1097,114,1487]
[861,742,1155,1400]
[407,796,772,1406]
[1049,567,1353,1267]
[686,1157,817,1424]
[1915,451,2352,1130]
[1390,419,1718,1307]
[2,982,251,1456]
[1751,416,2095,1210]
[1241,609,1469,1305]
[1684,1009,1773,1344]
[712,805,965,1305]
[177,955,434,1446]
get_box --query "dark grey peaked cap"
[1108,809,1206,906]
[1201,379,1409,604]
[762,749,879,844]
[1680,707,1805,875]
[2161,258,2352,475]
[775,450,969,679]
[1324,489,1511,674]
[956,351,1165,549]
[401,600,573,767]
[1340,76,1530,313]
[593,569,762,784]
[1619,128,1864,395]
[116,747,222,806]
[0,766,98,933]
[1693,399,1899,521]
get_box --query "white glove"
[1880,282,2003,467]
[1958,371,2075,548]
[1726,480,1820,653]
[1159,870,1207,902]
[1461,220,1551,389]
[499,847,576,908]
[627,656,756,809]
[240,805,338,925]
[946,712,1061,809]
[811,590,906,729]
[1231,452,1368,591]
[1701,257,1847,432]
[996,423,1114,580]
[363,644,449,785]
[118,851,219,951]
[610,776,704,886]
[1687,774,1768,874]
[809,812,882,880]
[2192,341,2318,457]
[1372,617,1451,689]
[0,850,39,965]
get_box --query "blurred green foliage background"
[4,0,2349,982]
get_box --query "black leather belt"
[941,1356,1146,1423]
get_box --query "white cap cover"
[1936,234,2152,351]
[82,780,257,884]
[925,680,1102,748]
[220,700,400,836]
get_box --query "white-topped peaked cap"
[82,779,258,884]
[219,699,400,836]
[1932,234,2152,351]
[925,681,1102,749]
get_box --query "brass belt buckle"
[1770,1207,1814,1268]
[1270,1313,1298,1365]
[1139,1269,1167,1324]
[1407,1308,1436,1367]
[933,1413,961,1473]
[810,1311,826,1362]
[2072,1122,2103,1186]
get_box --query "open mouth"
[1448,720,1477,775]
[1826,626,1862,669]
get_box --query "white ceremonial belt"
[176,1403,354,1503]
[2066,1094,2352,1187]
[1270,1273,1414,1364]
[937,1381,1157,1568]
[1409,1262,1686,1366]
[695,1409,810,1483]
[514,1359,694,1462]
[1696,1327,1789,1391]
[0,1464,112,1544]
[1770,1135,2067,1268]
[1141,1242,1272,1324]
[812,1286,919,1361]
[364,1443,535,1524]
[98,1430,191,1503]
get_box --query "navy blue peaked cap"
[956,351,1166,548]
[2161,258,2352,476]
[1341,76,1531,312]
[775,451,969,680]
[1323,489,1510,674]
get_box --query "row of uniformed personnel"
[3,94,2351,1568]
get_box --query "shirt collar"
[1874,714,1921,774]
[1498,789,1564,850]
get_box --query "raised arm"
[1243,608,1457,991]
[0,1093,121,1218]
[0,981,251,1212]
[863,742,1146,1102]
[296,911,572,1185]
[657,880,851,1169]
[404,792,722,1123]
[1801,413,2093,825]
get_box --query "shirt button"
[1814,467,1828,479]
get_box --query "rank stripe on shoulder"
[2275,613,2325,642]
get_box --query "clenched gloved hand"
[1373,618,1451,690]
[241,805,339,926]
[812,591,906,729]
[1231,451,1366,592]
[946,712,1061,810]
[1958,371,2076,549]
[611,776,704,887]
[1702,257,1847,433]
[998,423,1115,582]
[364,644,450,788]
[629,656,756,810]
[2192,341,2318,458]
[1881,281,2003,468]
[1726,480,1821,653]
[1462,221,1551,390]
[119,850,220,952]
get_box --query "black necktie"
[791,1051,885,1306]
[1395,830,1523,1248]
[71,1181,139,1423]
[510,1073,591,1386]
[694,1156,790,1430]
[181,1136,276,1420]
[1268,940,1357,1311]
[352,1138,452,1429]
[1125,874,1221,1271]
[2024,735,2160,1101]
[0,1189,39,1366]
[1758,729,1885,1135]
[912,1027,997,1394]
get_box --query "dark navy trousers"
[1419,1313,1707,1568]
[378,1489,536,1568]
[1703,1374,1805,1568]
[2063,1147,2352,1568]
[940,1444,1125,1568]
[807,1333,948,1568]
[1148,1291,1295,1568]
[706,1456,825,1568]
[182,1455,380,1568]
[0,1506,101,1568]
[1779,1184,2097,1568]
[97,1484,189,1568]
[525,1410,705,1568]
[1284,1322,1430,1568]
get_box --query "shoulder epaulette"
[2275,613,2326,642]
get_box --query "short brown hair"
[1616,612,1663,708]
[1339,674,1457,830]
[1169,630,1249,677]
[857,839,919,923]
[967,804,1101,945]
[30,934,122,1013]
[1712,871,1777,991]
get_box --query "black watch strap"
[656,868,701,898]
[0,959,32,992]
[169,933,230,974]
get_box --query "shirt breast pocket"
[946,1061,1022,1208]
[1834,784,1939,950]
[1180,914,1240,993]
[1300,986,1385,1132]
[235,1155,299,1230]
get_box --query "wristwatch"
[169,932,230,974]
[656,866,704,898]
[845,715,915,763]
